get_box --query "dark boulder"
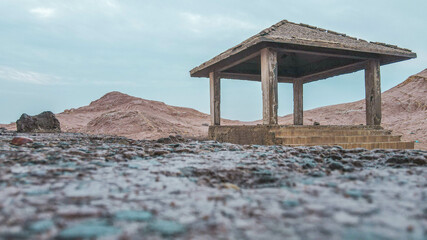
[16,111,61,133]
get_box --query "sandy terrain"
[1,69,426,149]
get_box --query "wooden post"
[365,59,381,126]
[293,79,303,125]
[209,72,220,126]
[261,48,278,125]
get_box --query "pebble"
[333,212,358,225]
[148,220,186,236]
[27,219,54,233]
[10,136,33,146]
[58,219,120,239]
[114,210,152,221]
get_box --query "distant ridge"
[56,92,232,140]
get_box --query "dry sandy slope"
[55,92,242,140]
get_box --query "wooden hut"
[190,20,416,149]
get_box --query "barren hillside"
[55,91,242,140]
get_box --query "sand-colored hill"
[0,92,240,139]
[55,91,243,140]
[1,69,426,149]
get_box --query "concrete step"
[273,129,392,137]
[282,141,415,150]
[276,135,401,145]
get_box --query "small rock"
[58,219,120,239]
[282,199,300,208]
[114,210,152,222]
[334,211,358,225]
[221,183,240,190]
[11,136,33,146]
[328,160,344,170]
[27,219,54,233]
[344,189,362,199]
[16,111,61,133]
[148,220,186,236]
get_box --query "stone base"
[208,125,414,150]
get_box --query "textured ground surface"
[0,130,426,239]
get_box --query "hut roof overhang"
[190,20,416,83]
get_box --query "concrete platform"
[208,125,414,150]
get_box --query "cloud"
[30,7,56,18]
[0,66,60,85]
[180,12,257,33]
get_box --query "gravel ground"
[0,130,426,240]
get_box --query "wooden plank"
[297,58,360,77]
[365,59,381,126]
[209,72,221,126]
[218,51,261,72]
[218,72,294,83]
[302,60,368,83]
[191,42,267,78]
[293,79,303,125]
[261,48,278,125]
[274,47,370,60]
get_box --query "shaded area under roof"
[190,20,416,82]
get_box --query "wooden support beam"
[298,58,360,77]
[209,72,220,126]
[293,79,303,125]
[365,59,381,126]
[261,48,278,125]
[274,48,370,60]
[302,60,368,83]
[218,72,294,83]
[218,51,261,72]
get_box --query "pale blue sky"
[0,0,426,123]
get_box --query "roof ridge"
[258,19,289,36]
[271,20,413,53]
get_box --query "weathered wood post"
[293,79,303,125]
[261,48,278,125]
[209,72,220,125]
[365,59,381,126]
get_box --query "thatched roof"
[190,20,416,78]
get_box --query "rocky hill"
[56,91,241,140]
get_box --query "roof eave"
[190,39,417,78]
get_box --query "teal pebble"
[114,210,152,221]
[28,219,54,233]
[345,189,362,199]
[282,199,300,208]
[148,220,186,236]
[58,220,120,239]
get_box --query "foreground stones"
[16,111,61,133]
[0,131,426,239]
[10,136,33,146]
